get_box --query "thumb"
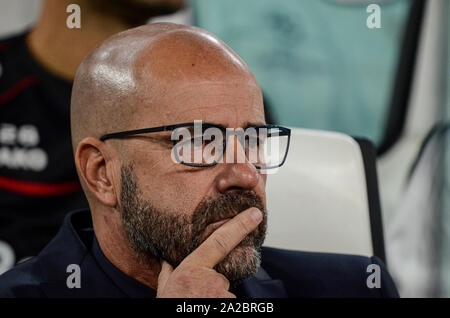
[157,259,174,291]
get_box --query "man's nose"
[215,163,260,193]
[215,135,260,193]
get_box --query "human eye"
[244,134,261,150]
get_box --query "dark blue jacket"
[0,210,399,298]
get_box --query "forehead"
[136,80,265,129]
[129,29,264,128]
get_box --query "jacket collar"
[37,210,123,297]
[233,267,288,298]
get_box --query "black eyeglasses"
[100,122,291,170]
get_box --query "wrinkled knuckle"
[237,217,252,233]
[174,270,194,287]
[212,232,231,255]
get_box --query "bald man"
[0,23,399,298]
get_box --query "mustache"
[191,191,266,230]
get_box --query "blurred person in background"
[0,0,185,272]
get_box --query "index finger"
[181,207,263,268]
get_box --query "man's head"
[71,23,267,284]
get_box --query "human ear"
[75,137,118,207]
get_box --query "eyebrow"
[202,121,267,130]
[242,121,266,129]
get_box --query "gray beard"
[119,163,267,284]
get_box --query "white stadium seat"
[264,127,385,261]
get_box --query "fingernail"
[250,208,262,222]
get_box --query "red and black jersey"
[0,32,88,269]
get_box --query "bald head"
[70,23,259,153]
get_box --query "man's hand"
[156,207,263,298]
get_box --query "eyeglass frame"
[100,122,291,169]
